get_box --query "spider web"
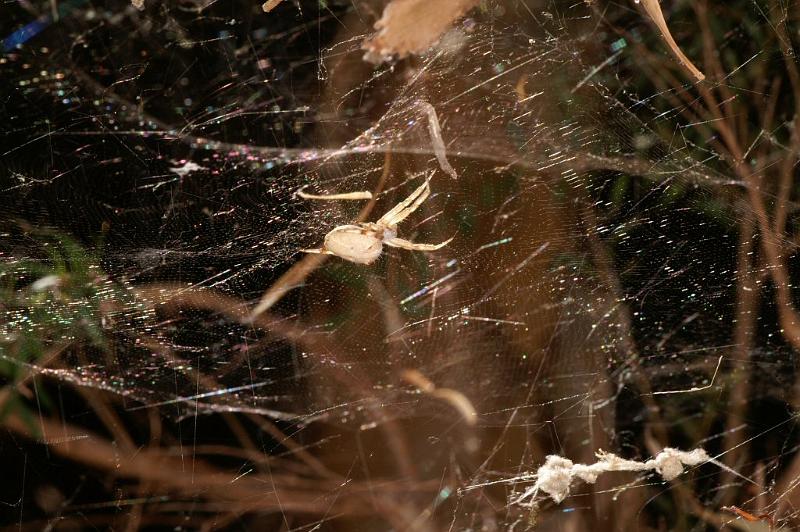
[1,0,797,529]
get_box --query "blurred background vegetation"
[1,0,800,530]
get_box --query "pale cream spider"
[302,179,453,265]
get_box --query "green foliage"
[0,231,128,429]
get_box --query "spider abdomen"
[323,225,384,264]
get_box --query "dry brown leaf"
[362,0,481,64]
[638,0,706,81]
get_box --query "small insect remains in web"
[722,506,774,530]
[302,178,453,265]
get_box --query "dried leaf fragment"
[362,0,480,64]
[637,0,705,81]
[262,0,284,13]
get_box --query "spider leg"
[296,185,373,201]
[301,247,334,255]
[377,179,431,226]
[384,236,453,251]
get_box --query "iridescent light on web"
[2,0,89,52]
[3,17,49,52]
